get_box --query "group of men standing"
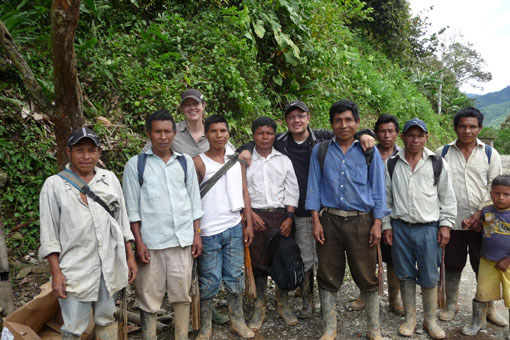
[39,88,509,340]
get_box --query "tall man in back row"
[306,99,388,340]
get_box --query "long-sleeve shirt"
[305,138,389,219]
[382,147,457,231]
[39,165,134,301]
[436,139,503,230]
[246,147,299,209]
[123,148,203,249]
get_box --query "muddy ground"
[6,254,509,340]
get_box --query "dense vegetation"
[0,0,479,254]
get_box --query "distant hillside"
[467,86,510,127]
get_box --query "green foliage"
[494,129,510,155]
[479,101,510,128]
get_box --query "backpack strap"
[485,144,492,164]
[317,141,329,173]
[364,147,374,171]
[137,153,187,186]
[199,152,241,198]
[387,155,399,181]
[441,144,450,158]
[431,155,443,186]
[176,155,188,183]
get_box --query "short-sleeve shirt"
[481,205,510,262]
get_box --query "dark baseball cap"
[180,89,205,105]
[403,118,428,133]
[67,128,101,147]
[284,100,309,115]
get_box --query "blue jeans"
[198,223,245,300]
[391,219,441,288]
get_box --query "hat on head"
[284,100,309,115]
[403,118,428,133]
[67,128,101,147]
[180,88,205,105]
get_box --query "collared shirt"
[382,147,457,231]
[247,147,299,209]
[173,121,210,157]
[305,139,389,219]
[377,144,400,159]
[123,148,203,249]
[39,165,134,301]
[436,139,503,230]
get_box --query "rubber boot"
[196,299,213,340]
[438,270,461,321]
[227,292,254,339]
[462,299,488,336]
[487,300,509,326]
[422,287,446,339]
[364,290,383,340]
[297,268,314,319]
[213,306,229,325]
[174,303,190,340]
[62,333,81,340]
[507,309,510,340]
[95,322,118,340]
[319,289,337,340]
[248,276,267,331]
[349,291,365,311]
[398,280,417,337]
[140,310,157,340]
[276,288,298,326]
[387,265,404,315]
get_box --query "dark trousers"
[445,230,482,274]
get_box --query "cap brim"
[68,136,100,147]
[181,95,203,105]
[285,104,308,114]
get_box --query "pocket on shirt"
[349,162,367,185]
[144,178,161,198]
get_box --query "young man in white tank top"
[193,114,255,340]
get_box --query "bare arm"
[311,210,325,245]
[124,241,137,283]
[131,221,150,264]
[192,219,202,258]
[47,253,66,298]
[193,156,206,184]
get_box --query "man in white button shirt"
[245,117,299,330]
[435,107,506,326]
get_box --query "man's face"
[181,98,206,123]
[205,122,229,149]
[67,138,101,174]
[253,125,275,152]
[491,185,510,211]
[285,108,310,135]
[331,110,359,142]
[454,117,481,145]
[376,122,398,149]
[147,120,175,154]
[401,127,428,154]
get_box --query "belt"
[396,219,439,227]
[320,207,369,218]
[255,207,286,213]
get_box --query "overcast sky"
[408,0,510,95]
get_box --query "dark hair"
[453,107,484,128]
[374,114,399,133]
[329,99,359,123]
[146,109,176,132]
[492,175,510,188]
[251,116,277,134]
[204,114,229,133]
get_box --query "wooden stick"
[191,259,201,331]
[244,245,257,300]
[438,246,446,309]
[377,244,384,296]
[117,288,128,340]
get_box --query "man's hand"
[127,255,138,283]
[313,222,325,245]
[496,256,510,271]
[280,218,293,237]
[252,211,266,231]
[52,271,67,298]
[437,226,451,247]
[135,239,151,264]
[383,229,393,246]
[239,150,253,166]
[244,225,254,247]
[359,134,375,151]
[467,210,483,232]
[369,220,382,247]
[192,233,203,258]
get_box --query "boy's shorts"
[475,256,510,308]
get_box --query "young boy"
[462,174,510,337]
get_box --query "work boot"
[248,276,267,331]
[174,303,190,340]
[213,306,229,325]
[276,288,298,326]
[462,299,488,336]
[140,310,157,340]
[62,332,81,340]
[227,292,254,338]
[398,280,416,337]
[422,287,446,339]
[196,299,213,340]
[319,288,337,340]
[364,290,383,340]
[297,269,314,319]
[487,301,509,326]
[438,270,461,321]
[387,265,404,315]
[349,291,365,311]
[95,322,118,340]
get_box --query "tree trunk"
[0,171,15,317]
[50,0,84,170]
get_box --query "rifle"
[438,246,446,309]
[191,259,201,331]
[377,244,384,296]
[242,213,256,300]
[117,287,128,340]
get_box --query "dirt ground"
[5,254,510,340]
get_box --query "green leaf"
[272,75,283,86]
[83,0,98,16]
[253,20,266,39]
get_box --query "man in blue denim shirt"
[305,99,388,340]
